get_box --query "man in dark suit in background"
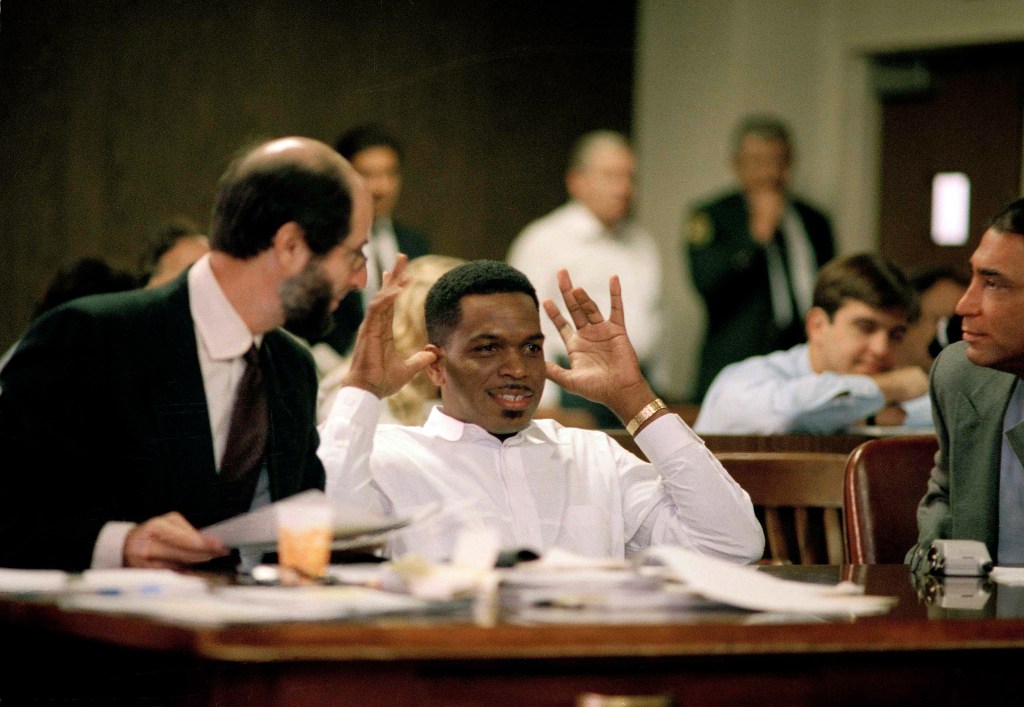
[313,124,431,356]
[686,115,834,401]
[0,136,372,571]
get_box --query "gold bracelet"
[626,398,667,436]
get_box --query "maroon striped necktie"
[219,345,269,485]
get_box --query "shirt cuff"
[842,374,887,403]
[91,521,135,569]
[327,385,383,426]
[634,413,701,461]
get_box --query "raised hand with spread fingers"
[543,268,666,432]
[343,253,437,399]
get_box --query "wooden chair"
[717,452,848,565]
[844,435,938,564]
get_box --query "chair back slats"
[717,452,848,565]
[844,435,938,564]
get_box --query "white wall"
[634,0,1024,401]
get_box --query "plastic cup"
[276,500,333,580]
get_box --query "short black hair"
[991,197,1024,236]
[425,261,538,346]
[334,124,404,163]
[139,216,203,280]
[209,150,352,259]
[813,253,920,322]
[908,264,970,294]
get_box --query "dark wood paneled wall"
[0,0,635,349]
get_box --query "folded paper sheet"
[200,489,418,551]
[641,546,896,616]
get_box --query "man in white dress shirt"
[507,131,662,427]
[318,260,763,563]
[695,253,931,435]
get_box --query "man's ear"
[270,222,310,276]
[805,307,828,342]
[424,344,446,387]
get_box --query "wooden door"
[876,43,1024,273]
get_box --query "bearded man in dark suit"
[0,136,373,571]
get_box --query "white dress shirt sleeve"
[317,386,392,515]
[91,521,135,569]
[628,415,765,563]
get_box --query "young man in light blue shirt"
[694,253,930,434]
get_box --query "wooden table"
[2,564,1021,705]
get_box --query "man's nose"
[351,262,368,289]
[869,331,892,358]
[956,281,980,317]
[500,349,527,377]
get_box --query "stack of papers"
[499,566,716,624]
[1,542,897,627]
[63,584,437,626]
[497,546,897,623]
[77,568,208,595]
[0,568,69,595]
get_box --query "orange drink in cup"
[276,499,333,581]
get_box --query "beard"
[280,260,335,341]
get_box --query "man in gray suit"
[911,197,1024,569]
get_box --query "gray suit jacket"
[909,341,1024,569]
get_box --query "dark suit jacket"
[908,341,1024,569]
[315,221,430,355]
[0,274,325,570]
[687,190,834,401]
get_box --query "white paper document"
[990,566,1024,585]
[77,568,209,595]
[200,489,414,551]
[0,568,69,594]
[641,546,896,616]
[63,584,433,626]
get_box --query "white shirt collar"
[423,405,561,446]
[187,254,262,361]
